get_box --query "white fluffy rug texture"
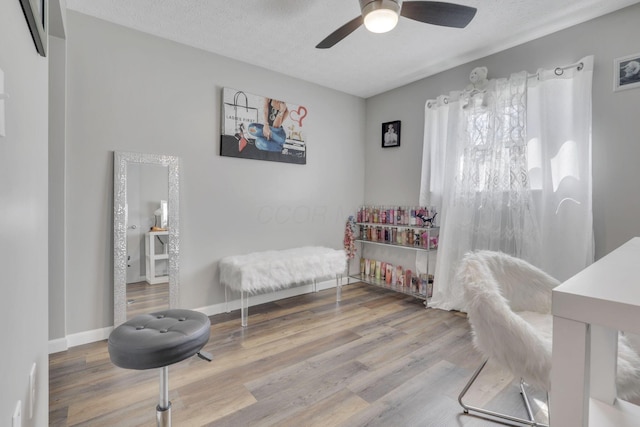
[219,246,346,293]
[458,250,640,400]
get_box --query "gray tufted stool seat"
[108,309,211,426]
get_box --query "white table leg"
[550,316,590,427]
[590,324,618,404]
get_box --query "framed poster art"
[614,53,640,92]
[382,120,401,148]
[19,0,47,57]
[220,88,307,165]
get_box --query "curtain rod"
[428,60,585,107]
[528,60,584,79]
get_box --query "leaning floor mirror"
[113,151,180,326]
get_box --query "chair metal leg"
[520,378,535,422]
[458,359,548,427]
[458,359,488,415]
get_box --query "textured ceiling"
[65,0,640,98]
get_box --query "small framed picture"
[614,53,640,92]
[382,120,401,148]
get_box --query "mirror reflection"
[113,151,180,326]
[126,163,169,318]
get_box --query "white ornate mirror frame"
[113,151,180,326]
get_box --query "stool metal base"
[157,366,171,427]
[156,402,171,427]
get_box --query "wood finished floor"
[49,282,548,426]
[126,281,169,319]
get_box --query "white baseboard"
[49,278,341,352]
[49,326,113,354]
[48,337,68,354]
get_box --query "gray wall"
[365,3,640,261]
[57,4,640,341]
[0,0,49,425]
[61,11,365,336]
[49,35,66,343]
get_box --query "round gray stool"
[108,309,211,426]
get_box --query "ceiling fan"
[316,0,477,49]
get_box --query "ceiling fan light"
[364,9,399,33]
[361,0,401,34]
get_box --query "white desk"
[551,237,640,426]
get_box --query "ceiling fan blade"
[401,1,477,28]
[316,15,364,49]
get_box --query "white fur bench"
[219,246,346,327]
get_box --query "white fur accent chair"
[456,250,640,426]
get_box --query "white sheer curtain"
[527,57,594,282]
[420,56,594,311]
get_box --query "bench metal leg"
[313,279,317,293]
[336,274,342,302]
[224,285,229,313]
[156,366,171,427]
[241,290,248,328]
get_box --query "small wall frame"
[614,53,640,92]
[382,120,401,148]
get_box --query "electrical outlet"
[12,400,21,427]
[29,363,36,419]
